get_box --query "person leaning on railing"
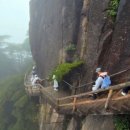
[32,75,43,86]
[92,67,111,99]
[92,68,108,91]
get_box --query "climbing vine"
[107,0,120,21]
[49,61,84,82]
[114,115,130,130]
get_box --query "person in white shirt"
[32,75,41,88]
[31,66,37,82]
[52,75,58,91]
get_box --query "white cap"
[35,75,38,77]
[33,66,36,69]
[52,75,56,79]
[96,68,101,73]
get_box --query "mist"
[0,0,30,43]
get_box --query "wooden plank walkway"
[24,73,130,115]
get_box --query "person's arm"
[92,77,103,91]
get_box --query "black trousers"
[122,86,130,94]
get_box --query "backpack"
[101,75,111,89]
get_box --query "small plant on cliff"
[114,115,130,130]
[65,43,76,52]
[49,61,84,82]
[107,0,120,21]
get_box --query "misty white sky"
[0,0,30,43]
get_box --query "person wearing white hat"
[52,75,58,91]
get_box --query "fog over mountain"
[0,0,30,43]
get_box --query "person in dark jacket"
[121,86,130,96]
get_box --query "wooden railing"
[63,68,130,94]
[24,73,130,114]
[57,82,130,109]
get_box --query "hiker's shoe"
[121,91,127,96]
[54,88,58,91]
[90,94,97,100]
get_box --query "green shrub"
[107,0,120,21]
[0,75,39,130]
[65,44,76,52]
[114,115,130,130]
[50,61,84,82]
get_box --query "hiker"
[31,66,37,82]
[32,75,42,86]
[92,67,111,91]
[32,66,37,75]
[121,86,130,96]
[52,75,58,91]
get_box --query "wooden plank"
[105,89,113,109]
[59,94,130,107]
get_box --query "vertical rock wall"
[77,0,110,83]
[29,0,83,78]
[98,0,130,83]
[29,0,130,130]
[81,115,114,130]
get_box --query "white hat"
[33,66,36,69]
[96,68,101,73]
[35,75,38,77]
[52,75,56,79]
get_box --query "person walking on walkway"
[52,75,59,91]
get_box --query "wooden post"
[72,97,77,112]
[57,99,59,106]
[105,89,113,109]
[56,99,59,111]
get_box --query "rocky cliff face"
[30,0,130,82]
[29,0,130,129]
[29,0,82,78]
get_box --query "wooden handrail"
[69,68,130,89]
[63,80,74,88]
[58,81,130,101]
[24,72,130,112]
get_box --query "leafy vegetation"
[114,115,130,130]
[50,61,84,81]
[0,33,37,130]
[0,35,10,42]
[65,44,76,52]
[107,0,120,21]
[0,75,39,130]
[0,35,32,79]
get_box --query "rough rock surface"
[29,0,130,129]
[66,118,77,130]
[78,0,110,84]
[99,0,130,83]
[81,115,114,130]
[29,0,82,78]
